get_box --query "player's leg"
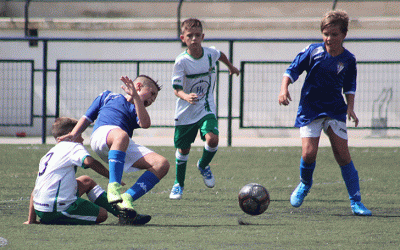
[77,175,120,217]
[115,142,169,210]
[325,121,371,216]
[197,115,219,188]
[37,198,107,225]
[291,119,323,207]
[170,124,198,199]
[170,148,190,199]
[105,128,130,204]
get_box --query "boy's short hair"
[181,18,203,34]
[52,117,78,139]
[321,10,349,34]
[135,74,162,91]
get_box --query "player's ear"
[180,34,185,41]
[135,81,143,91]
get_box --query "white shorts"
[299,117,348,140]
[90,125,153,173]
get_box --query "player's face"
[322,25,346,55]
[139,85,158,107]
[180,27,204,50]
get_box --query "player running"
[278,10,371,216]
[169,18,240,200]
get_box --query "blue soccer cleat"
[169,183,184,200]
[351,201,372,216]
[290,182,311,207]
[197,161,215,188]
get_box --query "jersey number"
[38,152,54,176]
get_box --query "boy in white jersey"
[278,10,371,216]
[169,18,240,199]
[24,117,130,225]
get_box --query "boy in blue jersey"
[58,75,170,223]
[278,10,371,216]
[169,18,240,199]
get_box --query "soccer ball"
[238,183,270,216]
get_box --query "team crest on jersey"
[337,62,345,74]
[190,80,210,100]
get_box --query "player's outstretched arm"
[57,117,91,142]
[84,156,110,179]
[84,156,126,186]
[23,192,39,224]
[278,76,292,106]
[218,52,240,76]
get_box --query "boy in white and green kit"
[170,18,240,199]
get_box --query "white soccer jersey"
[172,47,221,126]
[32,142,90,212]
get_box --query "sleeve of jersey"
[211,47,221,63]
[172,60,184,90]
[284,46,311,83]
[70,144,91,169]
[84,90,109,122]
[343,59,357,94]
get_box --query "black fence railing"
[1,36,400,145]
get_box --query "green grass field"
[0,144,399,249]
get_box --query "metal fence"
[1,37,400,145]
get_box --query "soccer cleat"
[115,193,135,212]
[290,182,311,207]
[119,213,152,226]
[107,182,122,204]
[197,160,215,188]
[351,201,372,216]
[169,183,184,200]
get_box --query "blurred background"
[1,0,399,146]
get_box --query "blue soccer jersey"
[284,42,357,127]
[84,90,140,137]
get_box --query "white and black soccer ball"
[238,183,270,216]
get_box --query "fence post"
[41,40,48,144]
[227,40,233,146]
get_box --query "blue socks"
[341,161,361,203]
[299,157,315,186]
[108,150,126,184]
[126,171,160,202]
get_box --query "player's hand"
[278,91,292,106]
[120,76,139,98]
[57,132,77,143]
[23,220,40,225]
[229,66,240,76]
[186,93,199,104]
[347,110,359,127]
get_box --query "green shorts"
[35,198,100,225]
[174,114,219,149]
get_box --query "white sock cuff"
[175,149,189,161]
[87,185,105,202]
[205,144,218,152]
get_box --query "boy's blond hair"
[52,117,78,139]
[181,18,203,35]
[321,10,349,34]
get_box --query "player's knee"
[155,157,170,179]
[77,175,97,189]
[206,134,219,148]
[96,208,108,224]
